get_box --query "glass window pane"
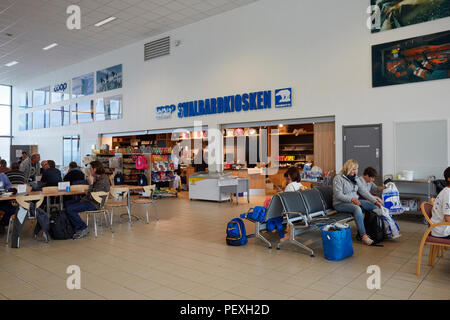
[72,137,80,165]
[0,138,10,164]
[0,85,11,105]
[0,106,10,135]
[51,105,70,127]
[33,109,50,129]
[72,100,94,124]
[18,91,32,109]
[63,138,71,166]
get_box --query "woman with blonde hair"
[333,159,381,245]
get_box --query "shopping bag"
[373,207,401,239]
[321,223,353,261]
[382,182,404,214]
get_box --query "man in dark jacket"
[65,161,110,239]
[63,162,85,183]
[41,160,62,187]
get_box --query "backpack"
[114,172,124,185]
[135,155,148,170]
[138,174,148,186]
[49,209,76,240]
[226,218,248,246]
[240,206,266,223]
[364,211,385,245]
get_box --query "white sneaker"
[362,234,374,246]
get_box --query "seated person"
[64,161,86,183]
[431,167,450,239]
[356,167,383,207]
[41,160,62,187]
[5,162,26,185]
[333,160,382,246]
[65,161,111,239]
[0,173,17,234]
[283,167,305,192]
[0,160,10,174]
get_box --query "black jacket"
[63,168,85,183]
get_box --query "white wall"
[12,0,450,177]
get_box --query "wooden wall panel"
[313,122,335,173]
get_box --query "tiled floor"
[0,192,448,300]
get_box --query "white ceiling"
[0,0,260,86]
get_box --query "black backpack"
[114,173,124,185]
[364,211,385,245]
[138,174,148,186]
[49,209,76,240]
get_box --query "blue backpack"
[240,206,266,223]
[226,218,248,246]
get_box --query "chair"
[6,195,44,245]
[42,186,60,211]
[106,187,132,230]
[416,201,449,275]
[79,191,110,237]
[131,185,157,224]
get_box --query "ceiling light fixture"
[5,61,18,67]
[95,16,117,27]
[43,43,58,50]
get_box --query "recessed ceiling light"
[279,124,284,127]
[5,61,18,67]
[95,16,117,27]
[43,43,58,50]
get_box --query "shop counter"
[224,169,266,194]
[189,172,236,202]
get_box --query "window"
[0,85,12,163]
[51,105,70,127]
[96,95,123,121]
[71,100,94,124]
[63,135,81,167]
[33,109,50,129]
[33,86,50,107]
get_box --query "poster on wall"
[71,100,94,124]
[51,105,70,127]
[372,30,450,87]
[95,95,123,121]
[33,86,50,107]
[370,0,450,33]
[72,72,94,98]
[96,64,122,93]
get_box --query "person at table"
[333,159,382,246]
[431,167,450,239]
[19,153,41,182]
[41,160,49,172]
[63,161,86,184]
[0,160,10,174]
[65,161,110,239]
[18,151,27,165]
[356,167,384,206]
[0,173,16,235]
[41,160,62,187]
[5,162,26,185]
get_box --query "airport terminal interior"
[0,0,448,301]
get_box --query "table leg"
[59,195,63,211]
[46,196,50,215]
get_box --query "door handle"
[376,148,379,158]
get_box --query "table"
[218,178,250,205]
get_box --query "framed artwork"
[18,113,32,131]
[370,0,450,33]
[18,91,32,109]
[372,30,450,87]
[71,100,94,124]
[95,94,123,121]
[51,105,70,127]
[33,109,50,129]
[72,72,94,98]
[33,86,50,107]
[96,64,122,93]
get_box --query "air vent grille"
[144,36,170,61]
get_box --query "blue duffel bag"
[321,224,354,261]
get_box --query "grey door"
[343,124,382,185]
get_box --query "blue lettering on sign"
[156,88,291,119]
[54,83,68,92]
[275,88,292,108]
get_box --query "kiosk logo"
[275,88,292,108]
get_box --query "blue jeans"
[65,200,96,231]
[334,200,378,236]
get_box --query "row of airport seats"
[244,185,354,257]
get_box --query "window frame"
[0,84,12,162]
[63,135,81,167]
